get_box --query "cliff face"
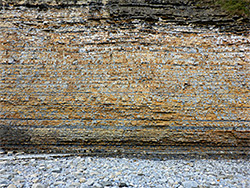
[0,2,249,157]
[1,0,249,27]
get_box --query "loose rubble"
[0,153,249,188]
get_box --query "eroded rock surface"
[0,5,249,156]
[1,0,250,27]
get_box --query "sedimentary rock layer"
[1,0,250,26]
[0,6,249,155]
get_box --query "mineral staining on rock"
[0,2,249,155]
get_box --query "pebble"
[119,182,129,187]
[0,181,8,187]
[51,168,62,173]
[0,154,249,187]
[168,178,175,185]
[85,178,95,186]
[69,182,81,187]
[93,182,102,187]
[182,180,198,188]
[7,184,16,188]
[31,183,45,188]
[101,181,113,186]
[54,181,65,185]
[32,178,40,183]
[79,178,87,183]
[0,169,6,174]
[7,151,14,156]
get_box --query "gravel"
[0,153,249,188]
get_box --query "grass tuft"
[215,0,250,17]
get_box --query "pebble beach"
[0,152,249,188]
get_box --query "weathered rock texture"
[1,0,250,26]
[0,3,249,156]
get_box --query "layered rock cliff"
[0,2,249,157]
[1,0,250,27]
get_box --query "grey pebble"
[101,181,113,186]
[93,182,103,187]
[0,169,6,174]
[0,153,249,188]
[182,181,198,188]
[51,168,62,173]
[7,184,17,188]
[54,181,66,185]
[0,149,5,154]
[68,182,81,187]
[7,151,14,156]
[32,178,40,183]
[31,183,46,188]
[168,178,175,185]
[0,181,8,187]
[85,178,95,186]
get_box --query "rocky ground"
[0,151,250,188]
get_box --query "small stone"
[32,178,40,183]
[46,164,52,169]
[0,181,8,187]
[188,162,194,167]
[168,178,175,185]
[0,161,7,165]
[90,171,99,176]
[101,181,113,187]
[137,173,145,176]
[54,181,65,185]
[69,182,80,187]
[0,169,6,174]
[20,161,29,165]
[8,58,16,64]
[115,171,122,176]
[77,165,87,171]
[85,157,92,163]
[79,178,86,183]
[7,151,14,156]
[182,181,198,188]
[31,183,45,188]
[30,174,38,178]
[85,179,94,186]
[7,184,16,188]
[93,182,102,188]
[38,166,46,171]
[73,171,83,178]
[11,177,22,183]
[119,182,128,187]
[210,181,218,185]
[51,168,62,173]
[16,152,24,156]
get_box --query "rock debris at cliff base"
[0,5,249,156]
[0,153,250,188]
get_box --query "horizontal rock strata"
[0,5,249,156]
[1,0,250,27]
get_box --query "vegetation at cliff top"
[214,0,250,17]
